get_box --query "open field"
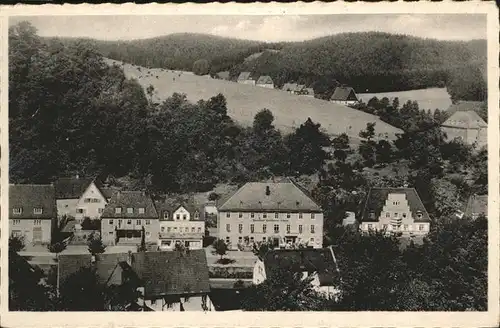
[105,58,403,140]
[358,87,452,112]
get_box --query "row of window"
[162,212,200,220]
[115,207,146,214]
[226,223,315,234]
[107,231,151,237]
[225,236,316,245]
[366,223,426,231]
[11,219,43,225]
[77,208,104,214]
[107,219,151,225]
[225,212,317,219]
[83,198,101,203]
[12,208,43,215]
[385,212,408,219]
[161,226,203,233]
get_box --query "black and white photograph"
[2,2,498,326]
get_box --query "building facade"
[9,184,57,244]
[217,178,324,250]
[441,110,487,148]
[155,198,205,250]
[330,86,359,105]
[101,191,160,246]
[359,187,431,236]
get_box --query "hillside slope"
[105,58,402,140]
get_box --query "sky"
[10,14,487,42]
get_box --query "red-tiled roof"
[218,179,321,212]
[360,187,430,223]
[262,248,340,286]
[9,184,57,219]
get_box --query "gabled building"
[359,187,431,236]
[58,250,214,311]
[54,176,116,223]
[330,86,359,105]
[9,184,57,244]
[256,75,274,89]
[282,83,305,95]
[101,191,160,246]
[464,194,488,219]
[155,196,205,250]
[441,110,487,148]
[236,72,255,85]
[217,178,324,250]
[253,247,341,299]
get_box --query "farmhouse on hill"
[282,83,305,95]
[330,86,359,105]
[256,75,275,89]
[217,178,324,250]
[359,187,431,236]
[237,72,255,85]
[441,110,487,148]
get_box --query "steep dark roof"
[465,194,487,218]
[100,187,119,200]
[330,86,358,101]
[218,179,322,212]
[237,71,252,81]
[154,196,203,221]
[360,187,430,223]
[256,75,274,85]
[131,250,210,298]
[9,184,57,219]
[446,101,484,115]
[262,248,340,286]
[442,111,487,129]
[54,177,93,199]
[101,191,158,219]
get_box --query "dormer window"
[138,208,145,214]
[34,208,43,215]
[369,211,375,220]
[127,208,133,214]
[13,208,22,215]
[194,211,199,219]
[115,207,122,214]
[164,211,169,220]
[416,211,423,219]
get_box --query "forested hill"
[49,32,487,100]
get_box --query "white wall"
[75,182,108,222]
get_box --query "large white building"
[217,178,324,250]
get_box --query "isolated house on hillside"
[282,83,305,95]
[54,176,116,223]
[155,196,205,250]
[464,194,488,219]
[253,247,341,299]
[9,184,57,244]
[441,111,487,148]
[330,86,359,105]
[58,250,214,311]
[100,191,160,246]
[359,187,431,236]
[215,71,230,81]
[256,75,275,89]
[237,72,255,85]
[217,178,324,250]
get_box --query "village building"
[302,87,315,97]
[215,71,230,81]
[217,178,324,250]
[464,194,488,219]
[441,110,487,148]
[155,197,205,250]
[9,184,57,244]
[58,250,214,311]
[330,86,359,105]
[255,75,275,89]
[101,191,160,246]
[282,83,305,95]
[252,247,341,299]
[236,71,255,85]
[359,187,431,236]
[54,176,116,223]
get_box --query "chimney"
[75,174,79,179]
[265,186,271,196]
[127,250,133,266]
